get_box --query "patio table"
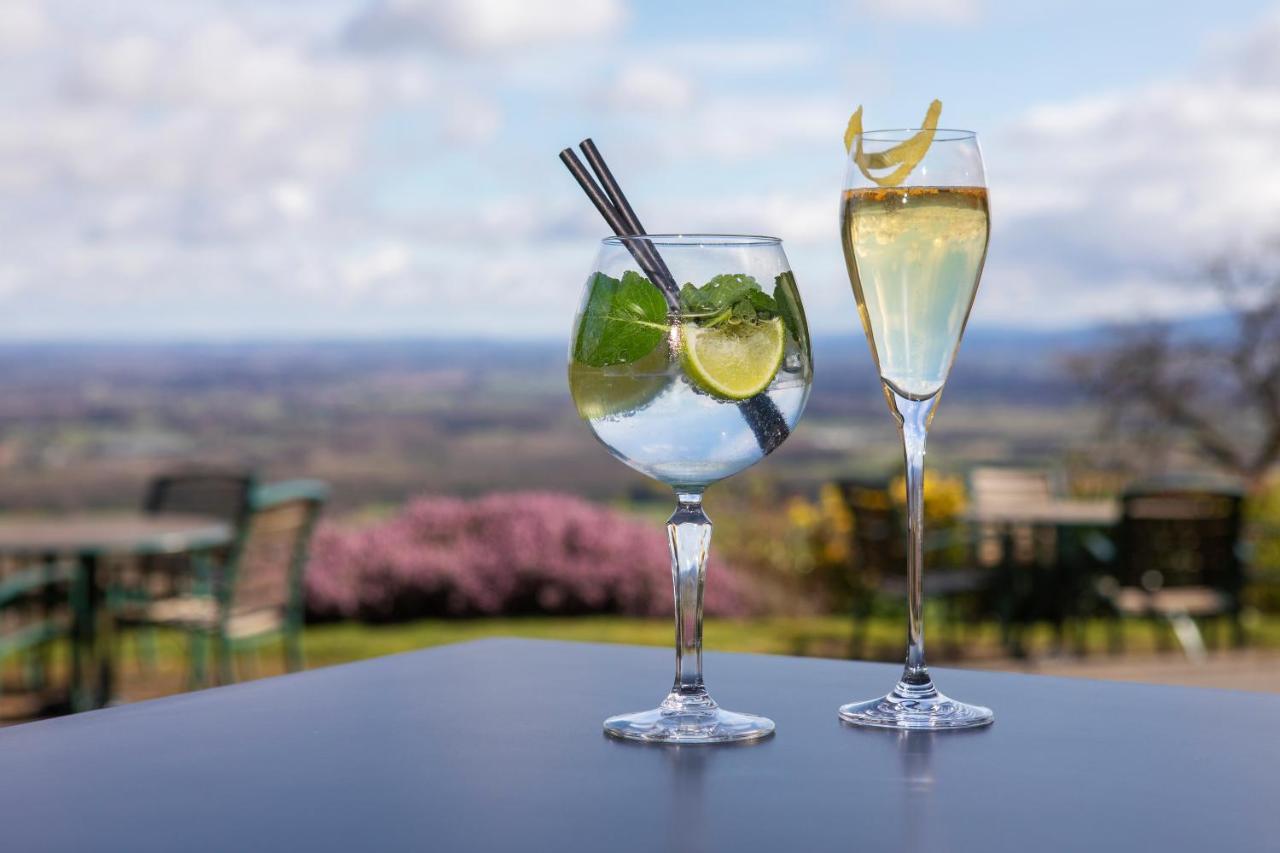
[967,499,1121,652]
[966,498,1120,527]
[0,638,1275,851]
[0,513,231,711]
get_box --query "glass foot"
[605,693,775,744]
[839,682,993,730]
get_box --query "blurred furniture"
[121,477,327,686]
[968,466,1060,519]
[837,479,986,659]
[224,479,327,679]
[4,640,1277,852]
[0,554,79,711]
[119,469,256,671]
[0,515,231,710]
[967,500,1119,527]
[144,470,256,525]
[965,467,1120,657]
[1096,485,1246,659]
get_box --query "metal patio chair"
[142,480,328,685]
[1098,484,1246,659]
[0,554,80,710]
[967,466,1085,656]
[113,469,255,673]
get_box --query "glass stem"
[893,390,939,695]
[665,489,716,711]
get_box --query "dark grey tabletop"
[1,638,1276,852]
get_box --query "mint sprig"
[772,270,807,348]
[679,274,780,329]
[573,270,669,367]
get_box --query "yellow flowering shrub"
[715,472,973,612]
[888,472,968,523]
[1246,477,1280,610]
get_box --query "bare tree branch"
[1074,245,1280,489]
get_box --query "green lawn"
[300,616,863,665]
[295,613,1280,669]
[7,614,1280,715]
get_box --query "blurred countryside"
[3,0,1280,716]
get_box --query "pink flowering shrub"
[305,492,754,621]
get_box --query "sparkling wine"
[840,186,989,399]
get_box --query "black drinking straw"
[558,148,679,313]
[559,139,790,455]
[578,139,677,294]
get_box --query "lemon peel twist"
[843,99,943,187]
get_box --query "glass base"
[839,680,993,730]
[604,692,775,744]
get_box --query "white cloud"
[6,0,1280,339]
[980,10,1280,327]
[440,92,503,143]
[600,65,695,112]
[650,94,848,161]
[970,262,1225,329]
[346,0,626,54]
[0,1,511,336]
[1206,8,1280,86]
[650,39,822,75]
[340,242,412,295]
[270,182,316,222]
[649,190,832,247]
[66,23,383,112]
[0,0,48,55]
[855,0,981,26]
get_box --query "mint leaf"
[773,271,808,347]
[573,270,668,367]
[679,274,778,328]
[680,274,757,316]
[745,289,778,313]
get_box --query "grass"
[7,613,1280,717]
[298,612,1280,668]
[301,616,861,665]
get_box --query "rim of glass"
[856,128,977,142]
[603,233,781,247]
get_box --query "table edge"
[3,636,1276,738]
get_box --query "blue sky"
[2,0,1279,339]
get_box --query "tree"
[1071,246,1280,490]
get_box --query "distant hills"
[0,315,1232,510]
[0,311,1232,411]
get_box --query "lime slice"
[681,317,786,401]
[569,341,672,419]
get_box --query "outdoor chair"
[144,469,257,523]
[152,480,327,685]
[113,469,256,671]
[837,480,987,659]
[968,465,1062,569]
[1097,484,1246,659]
[0,554,80,711]
[967,466,1081,656]
[209,479,328,680]
[118,473,327,686]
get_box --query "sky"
[2,0,1280,340]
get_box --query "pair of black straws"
[558,138,789,454]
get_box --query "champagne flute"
[837,128,994,729]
